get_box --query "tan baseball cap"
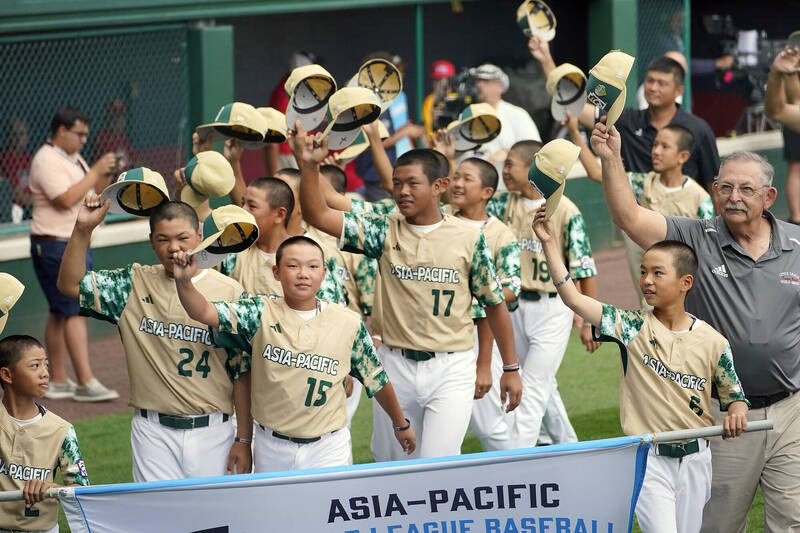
[0,273,24,335]
[191,205,259,269]
[285,65,337,132]
[516,0,556,41]
[100,167,170,216]
[586,50,635,127]
[321,87,382,150]
[241,107,288,149]
[196,102,268,144]
[346,58,403,112]
[528,138,580,220]
[335,121,390,162]
[180,151,235,207]
[546,63,587,122]
[446,103,502,151]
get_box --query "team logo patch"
[594,84,607,97]
[580,255,593,271]
[77,459,87,478]
[779,271,800,285]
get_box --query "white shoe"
[73,378,119,402]
[43,378,77,400]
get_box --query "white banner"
[61,435,649,533]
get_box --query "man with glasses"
[28,106,119,402]
[590,119,800,532]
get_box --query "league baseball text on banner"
[60,436,648,533]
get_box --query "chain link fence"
[0,25,190,228]
[636,0,689,101]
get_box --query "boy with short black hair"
[172,235,415,472]
[294,125,522,460]
[533,207,749,533]
[0,335,89,533]
[57,198,252,482]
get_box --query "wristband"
[581,323,592,328]
[503,362,520,372]
[234,437,252,445]
[394,418,411,431]
[553,272,570,287]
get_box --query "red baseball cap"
[430,60,455,79]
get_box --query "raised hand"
[531,205,555,243]
[430,128,456,160]
[170,250,198,282]
[224,138,243,163]
[772,46,800,74]
[589,120,620,160]
[76,194,110,232]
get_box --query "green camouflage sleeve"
[217,254,237,276]
[495,241,522,299]
[715,344,749,410]
[349,321,388,397]
[564,213,597,279]
[213,296,265,346]
[470,232,505,308]
[368,198,398,215]
[350,198,368,214]
[471,299,486,320]
[599,304,645,346]
[223,347,251,380]
[353,256,377,315]
[628,172,647,203]
[59,426,89,486]
[78,264,134,324]
[341,211,389,259]
[697,197,714,220]
[317,257,347,304]
[485,191,510,221]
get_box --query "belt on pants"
[747,390,791,409]
[655,438,708,458]
[257,423,330,444]
[519,290,557,301]
[399,348,454,361]
[139,409,229,430]
[30,234,68,243]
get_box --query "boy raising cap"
[171,235,415,471]
[0,335,89,533]
[57,198,252,481]
[533,207,749,533]
[293,124,522,460]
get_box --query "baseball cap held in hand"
[196,102,268,144]
[586,50,635,127]
[528,138,580,220]
[100,167,170,216]
[241,107,288,149]
[321,87,382,150]
[546,63,587,122]
[446,103,502,151]
[181,151,235,208]
[516,0,556,41]
[191,205,259,269]
[0,273,24,335]
[285,65,337,132]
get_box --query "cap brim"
[181,186,209,208]
[550,76,587,122]
[529,164,565,220]
[0,313,8,336]
[605,86,627,128]
[241,129,288,149]
[286,96,329,132]
[449,115,502,151]
[191,221,259,268]
[324,126,365,151]
[191,247,229,269]
[100,181,169,216]
[544,183,564,220]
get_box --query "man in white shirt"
[471,64,542,180]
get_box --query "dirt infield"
[33,247,638,421]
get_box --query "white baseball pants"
[253,423,352,472]
[371,345,476,461]
[130,410,234,482]
[636,442,712,533]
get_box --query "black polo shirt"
[616,106,720,188]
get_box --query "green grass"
[58,331,764,531]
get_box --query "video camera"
[432,68,480,130]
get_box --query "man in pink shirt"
[28,106,119,402]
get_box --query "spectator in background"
[28,106,119,402]
[472,63,542,176]
[265,51,317,175]
[0,118,33,222]
[91,99,135,172]
[636,51,687,110]
[422,60,455,135]
[784,128,800,224]
[765,46,800,134]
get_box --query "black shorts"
[784,127,800,162]
[30,238,93,318]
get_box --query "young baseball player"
[533,209,749,533]
[567,117,713,306]
[483,140,598,449]
[0,335,89,533]
[57,198,253,482]
[293,125,522,461]
[171,235,415,472]
[219,176,345,304]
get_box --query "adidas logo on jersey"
[392,243,401,252]
[711,264,728,278]
[269,323,282,334]
[141,295,153,304]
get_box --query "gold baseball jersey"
[219,238,346,304]
[0,405,89,531]
[487,192,596,292]
[597,305,748,436]
[80,264,247,415]
[629,172,713,219]
[213,297,388,438]
[341,211,504,352]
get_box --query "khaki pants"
[700,392,800,533]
